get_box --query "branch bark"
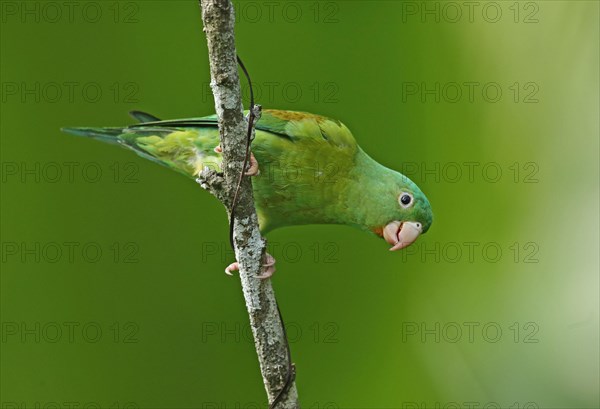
[199,1,299,407]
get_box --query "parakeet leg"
[213,146,259,176]
[224,253,277,279]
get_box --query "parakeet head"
[370,170,433,251]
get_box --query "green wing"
[128,109,354,144]
[63,109,356,179]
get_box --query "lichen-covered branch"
[199,1,299,407]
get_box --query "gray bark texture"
[199,1,300,407]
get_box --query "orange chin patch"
[371,226,384,237]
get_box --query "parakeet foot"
[213,146,259,176]
[224,253,276,279]
[245,152,259,176]
[256,253,276,279]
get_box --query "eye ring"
[399,192,414,208]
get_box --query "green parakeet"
[63,109,433,268]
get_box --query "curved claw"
[224,261,239,276]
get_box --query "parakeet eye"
[399,193,413,208]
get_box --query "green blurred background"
[1,1,598,408]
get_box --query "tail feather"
[61,124,211,177]
[61,127,124,144]
[129,110,161,123]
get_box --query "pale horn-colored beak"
[383,221,423,251]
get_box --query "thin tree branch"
[198,1,300,407]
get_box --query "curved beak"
[383,221,423,251]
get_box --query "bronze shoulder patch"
[265,109,328,123]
